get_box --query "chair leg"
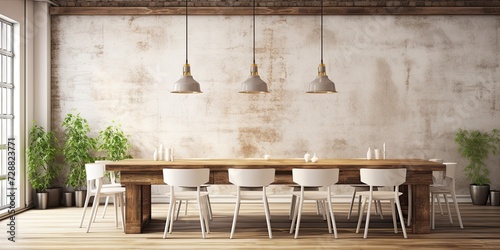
[355,196,367,234]
[294,194,304,239]
[114,195,119,228]
[289,194,297,220]
[163,196,175,238]
[451,192,464,229]
[86,193,101,233]
[377,200,384,220]
[431,193,436,230]
[357,195,363,220]
[202,196,211,234]
[175,200,182,220]
[119,194,125,231]
[444,194,453,224]
[169,202,176,233]
[437,195,444,215]
[206,195,213,221]
[102,196,110,218]
[391,199,398,233]
[196,195,206,239]
[327,196,338,239]
[323,200,332,234]
[263,193,273,239]
[395,197,408,238]
[347,189,356,220]
[92,196,103,223]
[230,198,241,239]
[363,197,373,239]
[289,197,299,234]
[79,192,92,228]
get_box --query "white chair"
[81,163,126,233]
[228,168,275,239]
[175,186,213,221]
[431,162,464,229]
[356,168,408,239]
[94,160,122,219]
[289,168,339,239]
[347,185,383,220]
[162,168,211,239]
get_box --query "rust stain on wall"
[237,127,282,157]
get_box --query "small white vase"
[153,148,158,161]
[304,152,311,162]
[158,143,164,161]
[367,147,372,160]
[311,153,318,163]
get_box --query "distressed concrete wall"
[51,15,500,196]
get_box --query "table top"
[106,158,446,172]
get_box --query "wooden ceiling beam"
[50,6,500,16]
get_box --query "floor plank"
[3,202,500,249]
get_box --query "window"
[0,18,15,211]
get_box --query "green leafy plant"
[27,122,60,192]
[454,129,500,185]
[98,121,132,161]
[63,112,97,191]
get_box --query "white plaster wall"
[51,15,500,196]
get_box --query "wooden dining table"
[105,158,445,234]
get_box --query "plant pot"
[47,187,62,208]
[63,192,74,207]
[74,190,87,207]
[35,192,48,209]
[470,184,490,205]
[490,190,500,206]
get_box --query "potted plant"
[454,128,500,205]
[98,121,131,161]
[27,122,59,209]
[97,121,132,182]
[62,112,97,207]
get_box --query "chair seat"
[292,191,331,200]
[357,191,402,200]
[89,186,125,195]
[171,191,209,200]
[103,183,123,188]
[430,186,451,193]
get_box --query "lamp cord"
[185,0,188,64]
[320,0,323,64]
[253,0,256,64]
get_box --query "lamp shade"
[171,64,202,94]
[239,64,269,94]
[307,63,337,94]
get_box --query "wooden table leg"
[412,184,431,233]
[125,184,142,234]
[142,185,151,225]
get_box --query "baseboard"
[152,194,473,204]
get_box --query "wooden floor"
[4,201,500,249]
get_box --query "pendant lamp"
[307,0,337,94]
[239,0,269,94]
[171,0,202,94]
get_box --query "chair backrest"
[443,162,457,180]
[95,160,117,184]
[85,163,106,181]
[163,168,210,187]
[360,168,407,187]
[292,168,339,187]
[228,168,275,187]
